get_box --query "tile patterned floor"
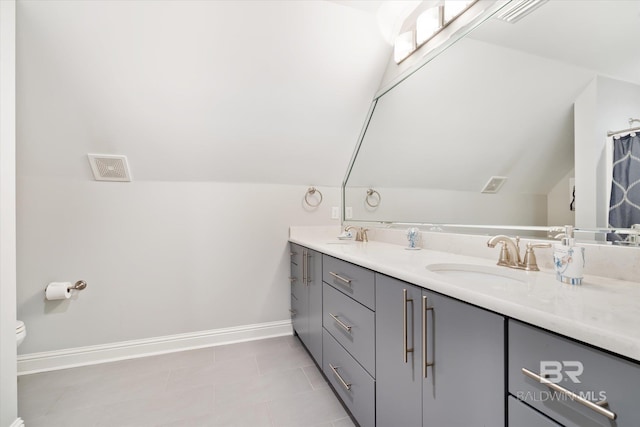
[18,336,355,427]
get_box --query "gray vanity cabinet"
[375,274,505,427]
[289,243,323,365]
[509,320,640,427]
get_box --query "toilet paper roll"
[45,282,71,300]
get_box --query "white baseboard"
[18,319,293,375]
[10,418,24,427]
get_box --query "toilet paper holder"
[44,280,88,293]
[72,280,88,290]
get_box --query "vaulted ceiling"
[17,0,391,185]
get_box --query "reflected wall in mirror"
[345,0,640,240]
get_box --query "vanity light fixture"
[394,0,478,64]
[443,0,473,22]
[494,0,548,24]
[416,6,441,45]
[394,30,416,63]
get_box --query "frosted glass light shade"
[394,30,416,63]
[444,0,473,23]
[416,7,441,45]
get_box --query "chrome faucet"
[487,235,550,271]
[345,226,369,242]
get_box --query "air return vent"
[87,154,132,182]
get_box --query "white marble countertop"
[290,227,640,362]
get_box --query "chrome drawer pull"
[302,249,308,286]
[329,363,352,391]
[329,271,352,285]
[403,289,414,363]
[329,313,352,332]
[306,252,312,284]
[289,277,297,283]
[422,296,434,378]
[290,252,297,256]
[521,368,617,420]
[289,309,296,317]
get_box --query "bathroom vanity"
[289,228,640,427]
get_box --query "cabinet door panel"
[307,248,323,365]
[509,396,561,427]
[375,274,423,427]
[422,291,505,427]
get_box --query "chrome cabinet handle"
[289,309,296,317]
[329,313,352,332]
[306,252,312,284]
[302,249,307,286]
[403,289,414,363]
[422,296,434,378]
[329,271,352,285]
[289,277,297,283]
[329,364,351,391]
[521,368,616,420]
[290,252,297,256]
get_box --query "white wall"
[17,180,339,353]
[0,0,18,425]
[15,1,385,357]
[16,0,389,185]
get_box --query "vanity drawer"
[509,320,640,427]
[323,328,375,427]
[508,396,561,427]
[323,255,375,310]
[323,283,375,376]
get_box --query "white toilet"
[16,320,26,347]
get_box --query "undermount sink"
[426,263,528,286]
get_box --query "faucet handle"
[496,241,512,266]
[361,228,369,242]
[522,243,552,271]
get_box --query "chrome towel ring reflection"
[366,188,381,208]
[304,187,323,207]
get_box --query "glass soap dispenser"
[553,225,585,285]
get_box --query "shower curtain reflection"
[608,133,640,242]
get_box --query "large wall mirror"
[344,0,640,243]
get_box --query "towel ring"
[304,187,323,207]
[366,188,381,208]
